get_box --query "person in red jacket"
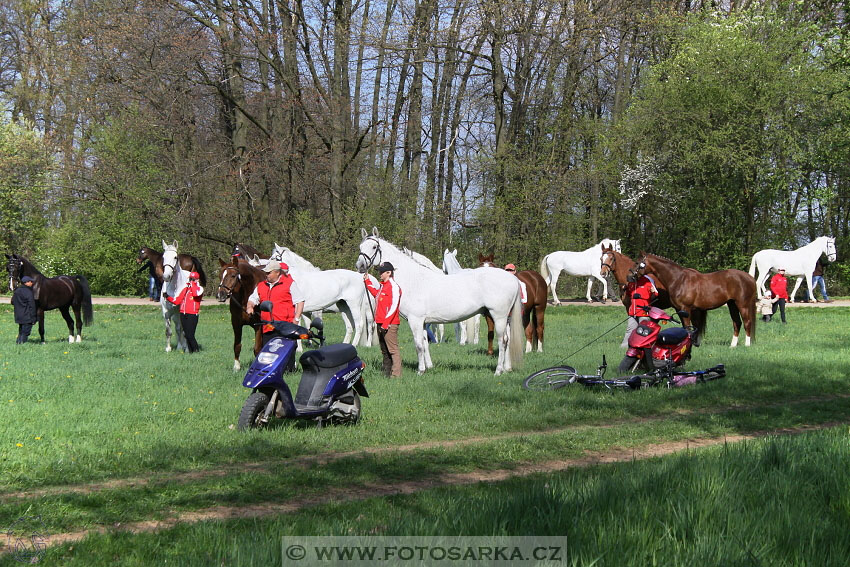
[769,267,789,324]
[246,260,305,347]
[364,261,403,377]
[621,272,658,348]
[164,271,204,352]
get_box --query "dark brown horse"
[217,257,264,371]
[600,245,672,310]
[478,254,548,354]
[633,253,757,347]
[231,243,268,263]
[137,244,207,287]
[6,254,93,343]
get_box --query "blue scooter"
[237,301,368,429]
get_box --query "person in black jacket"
[12,276,37,344]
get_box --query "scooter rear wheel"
[328,390,361,425]
[238,391,271,430]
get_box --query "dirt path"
[1,419,845,555]
[2,392,848,504]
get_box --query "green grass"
[0,302,849,563]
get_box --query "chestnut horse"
[633,253,756,347]
[217,257,264,371]
[600,245,671,310]
[478,254,548,354]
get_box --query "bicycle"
[522,355,725,391]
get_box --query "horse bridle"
[217,265,241,300]
[601,253,615,275]
[7,256,22,289]
[358,237,382,271]
[628,256,648,280]
[162,252,179,280]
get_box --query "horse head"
[478,253,495,267]
[137,247,149,264]
[356,229,382,273]
[600,245,615,276]
[161,243,179,282]
[629,252,650,281]
[6,254,24,291]
[825,236,837,262]
[217,258,241,303]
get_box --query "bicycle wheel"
[522,366,578,391]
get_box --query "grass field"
[1,301,849,565]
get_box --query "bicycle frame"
[523,355,725,391]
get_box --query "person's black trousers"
[16,323,32,344]
[180,313,200,352]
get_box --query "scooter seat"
[658,327,689,345]
[300,343,358,368]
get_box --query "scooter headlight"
[257,352,279,364]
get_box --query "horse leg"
[472,314,480,344]
[422,325,434,369]
[687,308,705,347]
[789,277,803,303]
[37,309,45,344]
[755,270,768,298]
[742,300,755,346]
[535,303,545,353]
[805,275,816,302]
[174,312,187,352]
[338,301,356,344]
[727,301,743,348]
[59,306,74,343]
[549,270,561,305]
[164,312,172,352]
[455,322,467,345]
[408,318,428,374]
[494,315,510,375]
[523,307,533,353]
[485,313,495,356]
[72,304,83,342]
[595,273,608,303]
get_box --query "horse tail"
[748,253,757,277]
[509,292,524,371]
[76,275,94,326]
[192,257,208,288]
[539,255,550,285]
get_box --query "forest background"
[1,0,850,296]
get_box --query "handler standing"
[164,271,204,353]
[12,276,37,344]
[246,260,306,347]
[365,262,403,378]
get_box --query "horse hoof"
[166,346,172,353]
[75,335,82,343]
[68,336,74,344]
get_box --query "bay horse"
[217,257,264,371]
[600,245,672,310]
[232,243,268,267]
[356,228,524,376]
[6,254,93,343]
[748,236,836,301]
[478,254,548,354]
[633,253,756,347]
[137,242,207,287]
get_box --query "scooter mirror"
[310,317,324,331]
[676,310,690,319]
[258,300,274,313]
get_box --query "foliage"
[0,119,51,255]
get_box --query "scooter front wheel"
[238,391,271,430]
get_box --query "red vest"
[256,276,295,323]
[168,281,203,315]
[627,275,656,317]
[365,278,402,328]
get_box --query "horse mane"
[189,256,207,287]
[12,255,44,279]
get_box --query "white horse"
[749,236,837,301]
[160,240,189,353]
[441,249,481,345]
[268,244,373,347]
[356,228,524,375]
[539,239,622,304]
[401,247,446,343]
